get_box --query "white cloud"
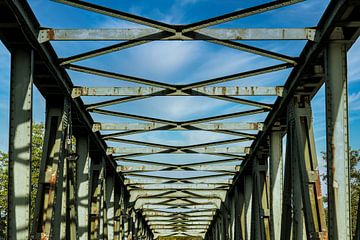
[348,38,360,82]
[147,96,228,119]
[348,91,360,111]
[124,41,203,81]
[349,91,360,104]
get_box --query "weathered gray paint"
[8,48,33,240]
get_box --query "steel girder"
[34,0,309,237]
[3,0,359,238]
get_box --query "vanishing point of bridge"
[1,0,360,239]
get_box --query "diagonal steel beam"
[59,32,172,65]
[109,146,250,155]
[74,63,290,111]
[118,158,241,169]
[124,178,233,185]
[90,108,266,139]
[181,63,292,90]
[117,165,240,173]
[90,108,177,125]
[105,137,174,149]
[92,122,264,131]
[125,173,234,181]
[134,198,221,208]
[146,216,214,221]
[64,64,175,89]
[52,0,176,32]
[182,0,304,32]
[142,204,218,210]
[143,210,216,216]
[129,190,227,202]
[107,137,250,151]
[181,109,268,126]
[85,92,172,110]
[127,183,230,190]
[206,94,273,109]
[204,37,297,64]
[73,64,290,111]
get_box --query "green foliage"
[349,150,360,237]
[321,149,360,237]
[0,123,44,238]
[0,152,8,239]
[30,123,44,221]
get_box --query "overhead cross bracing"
[40,0,303,237]
[1,0,360,240]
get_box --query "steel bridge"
[1,0,360,239]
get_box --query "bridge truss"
[1,0,360,239]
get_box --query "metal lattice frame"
[2,0,359,239]
[38,0,306,238]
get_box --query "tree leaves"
[0,123,44,238]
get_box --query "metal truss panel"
[128,183,230,190]
[5,0,354,238]
[118,165,240,173]
[109,146,250,155]
[93,122,263,131]
[39,28,315,42]
[72,86,284,97]
[124,178,233,185]
[142,204,218,210]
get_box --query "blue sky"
[1,0,360,173]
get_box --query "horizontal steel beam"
[142,204,218,210]
[129,190,227,202]
[134,197,223,204]
[72,86,284,97]
[127,183,230,190]
[108,146,250,155]
[150,224,210,229]
[124,178,233,185]
[118,165,240,173]
[39,28,316,42]
[145,216,214,221]
[134,198,221,208]
[93,122,264,131]
[125,173,234,180]
[143,210,216,216]
[117,158,241,168]
[153,229,206,234]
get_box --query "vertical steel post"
[325,40,351,240]
[90,162,101,239]
[230,191,237,240]
[99,161,107,239]
[114,185,122,240]
[106,172,115,239]
[31,98,69,240]
[243,173,253,240]
[270,131,283,240]
[280,130,293,240]
[8,48,33,240]
[123,201,129,240]
[66,152,77,239]
[281,97,327,239]
[76,135,91,239]
[251,153,271,240]
[236,185,245,240]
